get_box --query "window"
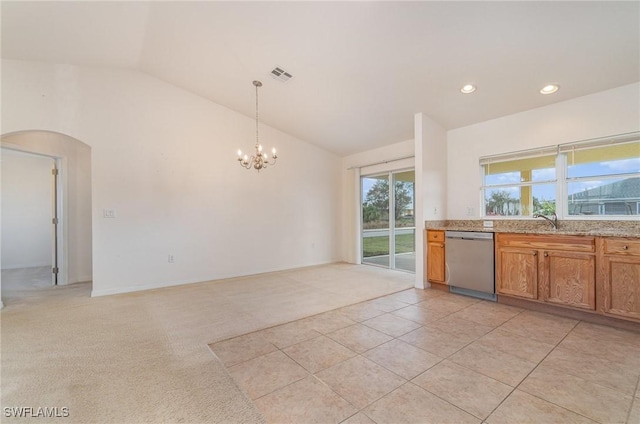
[481,133,640,219]
[481,149,557,217]
[563,139,640,217]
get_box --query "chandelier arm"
[247,154,257,169]
[239,154,255,169]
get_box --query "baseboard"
[498,295,640,334]
[91,260,338,298]
[426,281,450,292]
[91,277,205,297]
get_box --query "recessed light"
[460,84,476,94]
[540,84,559,94]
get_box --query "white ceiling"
[2,1,639,155]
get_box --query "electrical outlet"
[168,254,175,263]
[483,220,494,228]
[466,207,475,216]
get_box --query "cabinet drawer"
[427,230,445,242]
[604,239,640,255]
[496,233,595,253]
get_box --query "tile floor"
[1,263,416,423]
[210,288,640,424]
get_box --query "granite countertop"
[425,220,639,238]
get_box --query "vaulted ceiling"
[2,1,638,155]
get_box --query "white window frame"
[480,132,640,221]
[480,146,558,218]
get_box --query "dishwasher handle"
[445,231,494,241]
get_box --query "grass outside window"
[363,234,415,257]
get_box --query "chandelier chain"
[255,81,259,148]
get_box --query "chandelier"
[237,80,278,171]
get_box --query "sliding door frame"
[360,167,415,272]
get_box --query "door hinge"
[52,267,59,274]
[52,218,59,225]
[52,168,59,176]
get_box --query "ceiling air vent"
[270,66,293,83]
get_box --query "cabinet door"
[496,247,538,299]
[601,256,640,321]
[427,241,446,283]
[540,251,595,310]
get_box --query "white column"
[414,112,448,289]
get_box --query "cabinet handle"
[532,251,537,256]
[544,252,548,257]
[623,245,628,250]
[439,243,445,248]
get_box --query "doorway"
[1,131,93,307]
[1,148,59,289]
[361,169,415,272]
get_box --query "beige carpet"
[1,263,414,423]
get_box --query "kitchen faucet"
[533,212,558,230]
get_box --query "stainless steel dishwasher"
[445,231,496,301]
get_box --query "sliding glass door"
[361,170,415,272]
[362,174,390,268]
[393,171,416,272]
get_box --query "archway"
[1,131,92,307]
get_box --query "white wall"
[1,149,53,269]
[2,131,93,285]
[447,83,640,219]
[1,59,342,296]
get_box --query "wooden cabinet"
[496,233,640,324]
[496,246,538,299]
[597,237,640,322]
[540,250,595,311]
[426,230,446,284]
[496,233,596,311]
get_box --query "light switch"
[103,209,116,218]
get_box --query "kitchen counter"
[425,219,639,238]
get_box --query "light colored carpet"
[1,263,414,423]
